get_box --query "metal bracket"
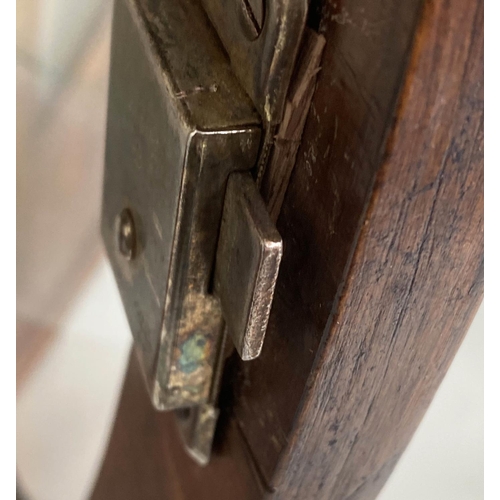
[200,0,308,179]
[200,0,308,128]
[102,0,304,465]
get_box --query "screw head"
[117,208,136,260]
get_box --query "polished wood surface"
[273,0,483,496]
[92,0,483,497]
[92,351,264,500]
[233,0,428,482]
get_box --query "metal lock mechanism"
[101,0,307,464]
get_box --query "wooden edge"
[272,0,484,497]
[91,350,264,500]
[91,0,483,497]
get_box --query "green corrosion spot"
[179,333,208,374]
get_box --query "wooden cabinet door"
[91,0,483,498]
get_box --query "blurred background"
[16,0,484,498]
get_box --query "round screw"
[239,0,265,40]
[117,208,136,260]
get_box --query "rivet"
[117,208,136,260]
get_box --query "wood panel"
[92,0,483,497]
[235,0,427,482]
[272,0,484,496]
[91,351,264,500]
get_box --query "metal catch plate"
[101,0,261,410]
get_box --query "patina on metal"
[102,0,261,412]
[102,0,300,466]
[215,173,283,360]
[175,326,228,465]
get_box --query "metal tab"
[102,0,261,412]
[175,326,228,466]
[176,404,219,466]
[215,173,283,360]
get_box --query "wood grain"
[231,0,430,484]
[273,0,484,496]
[91,351,264,500]
[261,28,326,222]
[92,0,483,497]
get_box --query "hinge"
[101,0,306,465]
